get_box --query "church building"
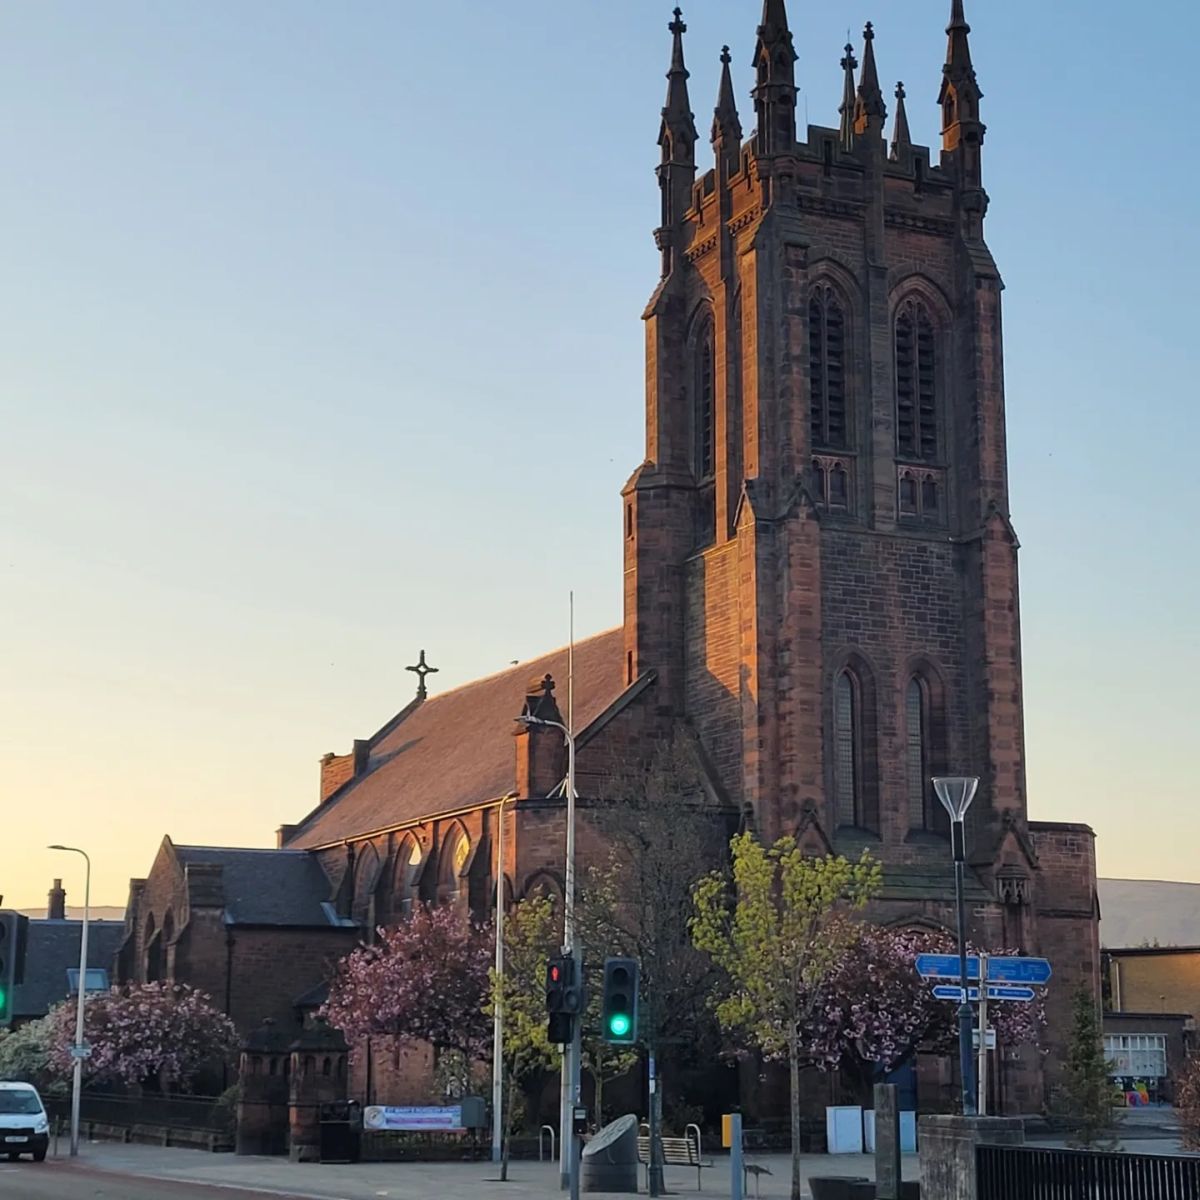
[118,1,1100,1117]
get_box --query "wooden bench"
[636,1129,713,1190]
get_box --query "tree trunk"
[789,1035,802,1200]
[500,1068,518,1182]
[594,1070,603,1130]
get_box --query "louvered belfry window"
[810,287,848,450]
[895,299,938,462]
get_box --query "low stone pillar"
[288,1018,350,1163]
[918,1115,1024,1200]
[236,1019,292,1156]
[874,1084,901,1200]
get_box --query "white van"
[0,1082,50,1161]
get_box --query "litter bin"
[581,1113,639,1194]
[318,1101,361,1163]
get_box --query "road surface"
[0,1159,311,1198]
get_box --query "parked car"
[0,1082,50,1162]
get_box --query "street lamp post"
[932,778,979,1118]
[516,713,578,1200]
[48,844,90,1157]
[491,792,517,1166]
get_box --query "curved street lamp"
[48,844,91,1157]
[932,777,980,1118]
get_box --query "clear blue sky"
[2,1,1196,908]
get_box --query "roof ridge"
[175,845,308,856]
[391,626,622,712]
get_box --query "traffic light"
[601,957,639,1044]
[545,955,584,1044]
[0,911,29,1029]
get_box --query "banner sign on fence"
[363,1105,464,1132]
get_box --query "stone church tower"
[622,1,1098,1105]
[627,0,1023,862]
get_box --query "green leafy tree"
[691,832,881,1200]
[1058,987,1119,1149]
[578,730,726,1166]
[579,995,638,1127]
[489,894,559,1180]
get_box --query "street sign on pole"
[933,985,980,1002]
[986,958,1052,985]
[972,1029,998,1051]
[932,984,1038,1004]
[917,954,981,981]
[916,954,1051,986]
[986,985,1037,1002]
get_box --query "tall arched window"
[696,324,716,480]
[727,294,744,536]
[393,836,423,919]
[906,670,949,834]
[895,298,938,462]
[352,843,382,937]
[439,825,471,905]
[692,317,717,547]
[144,914,161,983]
[834,671,860,828]
[905,678,930,830]
[810,285,848,450]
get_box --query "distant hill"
[17,905,125,923]
[1098,878,1200,949]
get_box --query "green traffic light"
[608,1013,631,1038]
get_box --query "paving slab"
[52,1140,921,1200]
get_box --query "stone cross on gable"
[406,650,439,700]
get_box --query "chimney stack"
[48,878,67,920]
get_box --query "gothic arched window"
[833,670,860,828]
[832,660,879,832]
[727,294,744,536]
[906,671,949,835]
[905,678,930,831]
[895,298,939,463]
[144,914,161,983]
[439,825,471,905]
[393,835,423,919]
[696,324,716,480]
[810,286,848,450]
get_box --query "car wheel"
[5,1152,18,1162]
[33,1148,47,1162]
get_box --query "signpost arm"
[977,954,989,1117]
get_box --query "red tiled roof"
[285,628,625,850]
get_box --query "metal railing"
[539,1124,557,1163]
[43,1091,234,1139]
[978,1144,1200,1200]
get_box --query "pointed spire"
[661,7,697,147]
[890,81,912,162]
[760,0,791,40]
[854,22,887,137]
[947,0,971,62]
[656,8,698,275]
[838,42,858,151]
[712,46,743,169]
[752,0,798,156]
[939,0,984,156]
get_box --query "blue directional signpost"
[916,954,1051,1116]
[915,954,1051,987]
[930,985,1038,1003]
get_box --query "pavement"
[0,1141,922,1200]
